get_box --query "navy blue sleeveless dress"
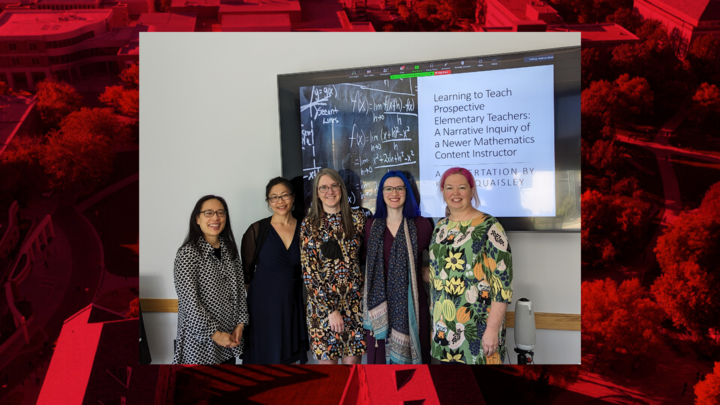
[243,223,309,364]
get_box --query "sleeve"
[485,219,513,304]
[300,219,338,313]
[173,247,221,338]
[240,222,258,285]
[235,255,249,325]
[357,209,368,240]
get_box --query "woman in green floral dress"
[429,167,513,364]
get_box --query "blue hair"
[374,171,421,219]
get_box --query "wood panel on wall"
[140,298,580,331]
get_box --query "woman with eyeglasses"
[301,168,366,364]
[173,195,248,365]
[362,171,433,364]
[240,177,309,364]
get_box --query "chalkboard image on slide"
[279,45,581,231]
[299,79,419,212]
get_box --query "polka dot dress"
[173,237,249,365]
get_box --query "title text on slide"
[429,86,539,160]
[433,89,513,102]
[432,88,512,114]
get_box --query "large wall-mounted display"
[278,46,580,231]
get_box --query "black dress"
[243,223,309,364]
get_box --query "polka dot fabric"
[173,237,249,365]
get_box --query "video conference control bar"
[346,54,554,81]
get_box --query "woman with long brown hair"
[301,168,366,364]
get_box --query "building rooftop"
[221,12,290,31]
[549,23,639,43]
[137,12,196,31]
[37,305,118,404]
[83,26,136,47]
[0,9,111,36]
[527,0,557,14]
[217,0,300,14]
[170,0,219,8]
[103,0,149,5]
[290,0,350,30]
[497,0,533,21]
[638,0,720,24]
[35,0,100,5]
[0,0,20,8]
[478,22,639,45]
[349,21,374,32]
[38,305,157,404]
[0,95,35,158]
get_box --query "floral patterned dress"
[429,213,513,364]
[300,209,366,360]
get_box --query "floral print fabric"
[301,209,367,360]
[429,214,513,364]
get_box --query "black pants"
[221,357,236,365]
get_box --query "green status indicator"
[390,71,435,79]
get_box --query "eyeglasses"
[200,210,226,218]
[382,186,406,194]
[268,193,293,203]
[318,184,341,194]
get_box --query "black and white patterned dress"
[173,237,249,365]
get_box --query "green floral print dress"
[428,213,513,364]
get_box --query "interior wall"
[140,32,581,365]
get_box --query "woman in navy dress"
[241,177,309,364]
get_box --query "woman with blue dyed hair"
[362,171,433,364]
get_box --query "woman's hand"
[212,331,238,348]
[328,310,344,333]
[231,324,245,345]
[482,302,508,358]
[482,327,499,358]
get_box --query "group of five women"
[172,167,514,365]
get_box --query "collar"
[197,236,226,258]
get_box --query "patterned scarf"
[364,218,421,364]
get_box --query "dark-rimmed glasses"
[200,210,226,218]
[318,184,341,194]
[268,193,293,203]
[382,186,406,194]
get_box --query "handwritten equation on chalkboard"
[299,79,420,212]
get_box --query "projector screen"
[279,46,580,231]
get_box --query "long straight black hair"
[181,195,239,260]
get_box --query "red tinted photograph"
[0,0,719,403]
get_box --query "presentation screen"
[278,46,580,231]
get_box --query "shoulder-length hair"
[181,194,239,259]
[440,167,481,208]
[374,170,421,219]
[307,168,356,238]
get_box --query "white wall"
[140,32,581,365]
